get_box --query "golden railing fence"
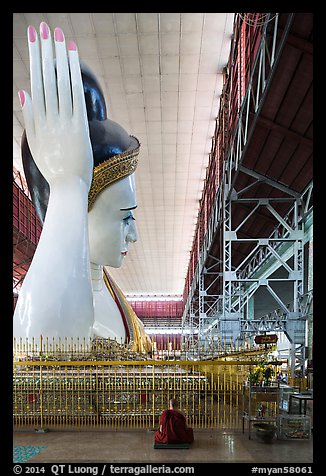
[14,359,255,431]
[13,336,304,431]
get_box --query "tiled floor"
[13,429,313,464]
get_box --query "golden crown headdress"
[88,137,140,211]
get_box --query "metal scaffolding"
[182,13,313,376]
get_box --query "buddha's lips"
[121,251,128,255]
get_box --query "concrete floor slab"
[13,429,313,464]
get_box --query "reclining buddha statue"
[13,21,151,354]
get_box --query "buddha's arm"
[14,23,94,340]
[14,177,94,340]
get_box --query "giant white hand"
[18,22,93,189]
[14,22,94,342]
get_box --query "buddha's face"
[88,173,138,267]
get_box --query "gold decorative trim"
[102,268,134,341]
[88,138,140,211]
[103,269,152,354]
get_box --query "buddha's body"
[13,21,151,353]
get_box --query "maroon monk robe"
[154,409,194,444]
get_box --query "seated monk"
[154,398,194,444]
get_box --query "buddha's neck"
[90,262,104,291]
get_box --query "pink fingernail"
[68,40,77,51]
[18,90,25,108]
[40,21,49,40]
[54,27,64,42]
[28,25,36,43]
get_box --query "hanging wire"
[238,13,278,27]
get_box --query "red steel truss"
[183,14,264,304]
[13,172,42,294]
